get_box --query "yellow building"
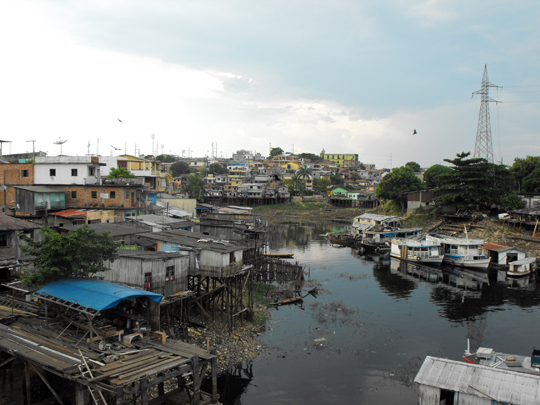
[320,149,358,168]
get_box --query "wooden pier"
[0,320,218,405]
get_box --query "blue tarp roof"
[37,278,163,311]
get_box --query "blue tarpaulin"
[37,278,163,311]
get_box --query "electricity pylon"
[472,64,501,163]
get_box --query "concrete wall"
[157,197,196,217]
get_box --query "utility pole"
[26,140,36,160]
[472,64,501,163]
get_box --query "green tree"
[269,147,284,159]
[522,167,540,193]
[433,152,515,211]
[502,194,526,211]
[510,156,540,192]
[423,164,453,188]
[296,165,312,180]
[375,166,423,212]
[330,174,344,185]
[405,161,421,172]
[107,167,136,178]
[206,163,228,174]
[20,227,120,286]
[156,154,177,163]
[313,178,330,195]
[170,161,192,177]
[185,173,207,201]
[298,153,323,162]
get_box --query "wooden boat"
[328,233,355,246]
[507,257,536,277]
[270,288,318,306]
[390,237,444,265]
[427,234,491,269]
[263,253,294,258]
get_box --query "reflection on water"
[226,224,540,405]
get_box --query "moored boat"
[328,232,356,246]
[427,234,491,269]
[507,256,536,277]
[263,253,295,258]
[390,237,444,265]
[352,213,421,252]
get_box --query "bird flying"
[111,145,121,150]
[117,118,122,123]
[413,129,417,135]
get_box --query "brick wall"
[0,164,34,208]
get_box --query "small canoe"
[263,253,295,258]
[270,288,318,306]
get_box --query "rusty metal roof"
[483,242,526,253]
[0,213,41,231]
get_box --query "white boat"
[427,234,491,269]
[507,256,537,277]
[390,237,444,265]
[351,214,421,251]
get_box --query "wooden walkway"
[0,320,218,404]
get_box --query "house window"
[144,272,152,291]
[21,170,29,178]
[71,169,78,176]
[229,252,236,264]
[125,191,129,198]
[166,266,175,281]
[88,167,95,176]
[91,191,97,199]
[0,233,9,247]
[71,191,77,199]
[49,169,56,177]
[110,191,116,199]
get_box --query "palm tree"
[296,165,312,181]
[295,165,313,195]
[185,173,207,201]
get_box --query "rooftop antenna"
[0,140,11,157]
[53,138,67,155]
[472,64,501,164]
[26,140,36,160]
[87,141,91,155]
[151,134,155,157]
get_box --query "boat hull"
[389,252,443,265]
[443,256,491,269]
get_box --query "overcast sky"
[1,0,539,168]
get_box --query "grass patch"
[252,282,275,306]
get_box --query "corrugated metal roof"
[117,250,186,260]
[354,213,403,222]
[37,278,162,311]
[0,213,41,231]
[484,242,526,254]
[140,229,244,253]
[415,356,540,405]
[51,209,88,218]
[60,223,138,237]
[15,186,65,193]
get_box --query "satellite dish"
[53,139,68,155]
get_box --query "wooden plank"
[97,350,157,372]
[110,358,190,386]
[90,355,174,382]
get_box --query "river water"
[222,223,540,405]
